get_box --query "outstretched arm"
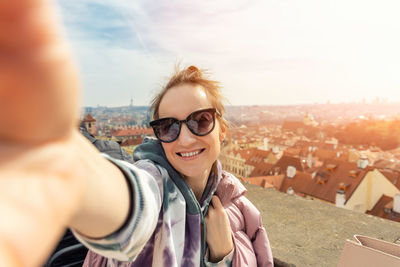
[0,1,130,266]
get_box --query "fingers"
[206,196,224,221]
[205,195,234,262]
[0,0,80,144]
[210,195,223,210]
[0,0,60,55]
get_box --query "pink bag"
[337,235,400,267]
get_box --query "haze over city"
[57,0,400,107]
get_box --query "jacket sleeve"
[72,156,164,262]
[234,196,274,267]
[204,247,234,267]
[79,125,134,164]
[82,251,108,267]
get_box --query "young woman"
[80,66,274,267]
[0,2,272,266]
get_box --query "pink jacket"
[216,171,274,267]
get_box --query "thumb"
[211,195,223,210]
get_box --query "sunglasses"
[150,108,220,143]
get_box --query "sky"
[56,0,400,107]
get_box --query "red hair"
[150,65,228,131]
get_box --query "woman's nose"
[177,123,197,146]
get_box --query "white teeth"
[180,150,201,157]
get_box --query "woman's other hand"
[205,195,234,262]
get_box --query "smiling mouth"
[177,149,205,158]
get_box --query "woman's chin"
[180,167,210,182]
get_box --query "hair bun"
[187,65,199,73]
[186,65,202,78]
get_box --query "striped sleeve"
[72,155,163,262]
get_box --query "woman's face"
[158,83,225,181]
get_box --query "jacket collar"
[133,137,245,211]
[216,171,247,206]
[133,137,207,215]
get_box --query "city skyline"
[85,98,400,108]
[58,0,400,107]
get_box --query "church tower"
[82,114,97,136]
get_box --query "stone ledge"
[244,184,400,267]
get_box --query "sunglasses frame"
[150,108,220,143]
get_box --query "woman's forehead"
[158,84,213,118]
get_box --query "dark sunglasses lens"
[187,110,214,135]
[154,118,180,142]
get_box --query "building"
[219,147,279,178]
[82,113,97,136]
[112,127,153,142]
[366,194,400,223]
[344,168,400,212]
[120,137,144,155]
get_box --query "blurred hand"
[0,134,88,267]
[205,196,234,263]
[0,1,83,266]
[0,0,80,144]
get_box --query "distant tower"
[82,114,97,136]
[303,112,318,126]
[130,97,133,107]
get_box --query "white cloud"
[59,0,400,106]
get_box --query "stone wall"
[245,184,400,267]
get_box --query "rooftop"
[112,128,153,137]
[82,113,96,122]
[366,194,400,223]
[245,185,400,267]
[273,155,304,173]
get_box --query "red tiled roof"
[314,149,336,160]
[279,171,313,194]
[272,155,304,173]
[249,162,274,177]
[379,169,400,190]
[293,140,312,148]
[242,176,272,188]
[294,140,337,151]
[336,151,349,162]
[366,195,400,223]
[121,137,143,147]
[234,148,270,165]
[83,114,96,122]
[374,160,394,169]
[113,128,153,137]
[269,137,287,146]
[282,121,305,131]
[288,159,371,204]
[284,148,301,157]
[242,175,285,190]
[263,175,285,189]
[297,146,348,162]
